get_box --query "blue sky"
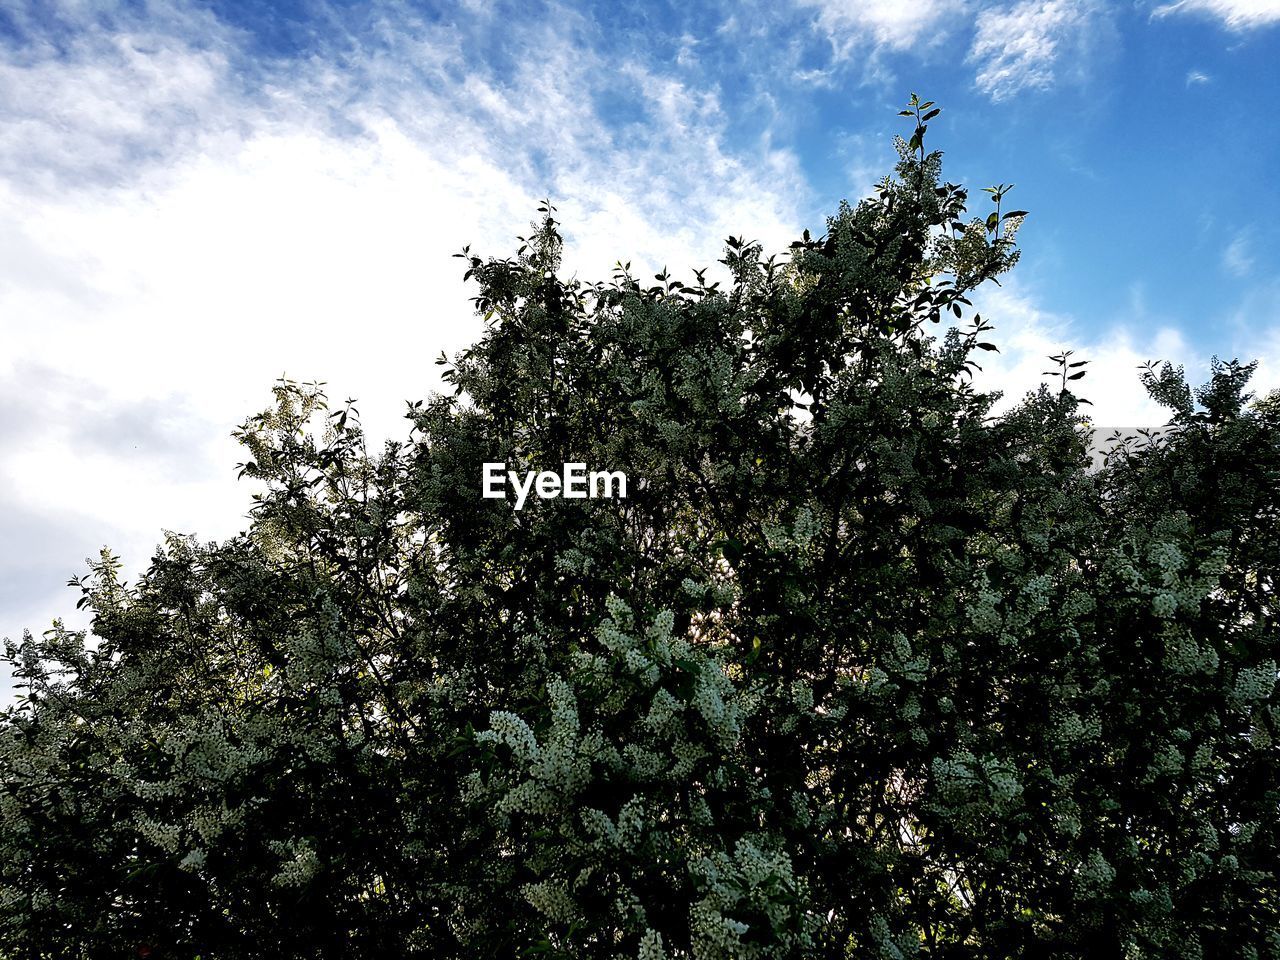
[1,0,1278,679]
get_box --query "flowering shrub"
[2,98,1277,958]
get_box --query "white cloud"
[0,2,813,678]
[1153,0,1280,29]
[1186,68,1212,84]
[6,1,1277,703]
[968,0,1100,102]
[961,275,1280,446]
[964,279,1200,426]
[0,6,243,193]
[794,0,968,56]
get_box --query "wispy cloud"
[968,0,1102,102]
[1153,0,1280,29]
[1223,230,1255,277]
[4,0,1279,700]
[1186,68,1212,84]
[0,0,815,658]
[0,3,249,194]
[793,0,968,57]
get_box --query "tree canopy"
[3,97,1278,960]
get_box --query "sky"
[2,0,1278,686]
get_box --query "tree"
[2,96,1277,959]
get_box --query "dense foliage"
[3,98,1277,959]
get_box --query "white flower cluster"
[983,757,1022,808]
[671,738,710,780]
[623,744,665,780]
[522,879,578,924]
[581,806,620,847]
[689,838,813,960]
[931,751,1021,814]
[616,796,647,852]
[469,594,789,953]
[1146,743,1185,782]
[867,913,918,960]
[601,598,748,755]
[645,688,684,736]
[637,927,667,960]
[1196,820,1219,853]
[480,676,597,821]
[966,579,1003,634]
[682,575,739,609]
[1110,535,1228,625]
[1147,540,1186,581]
[1051,710,1100,747]
[490,779,556,819]
[1073,851,1116,899]
[128,777,183,802]
[480,711,540,762]
[1161,628,1220,676]
[0,791,23,842]
[883,632,929,685]
[787,679,814,714]
[1017,573,1054,620]
[133,814,183,855]
[423,666,479,710]
[647,609,676,651]
[1059,588,1096,618]
[1251,719,1273,750]
[692,666,743,750]
[281,598,349,689]
[593,611,671,691]
[0,882,23,916]
[191,801,246,845]
[548,676,580,741]
[1233,661,1277,707]
[786,787,812,827]
[690,900,749,959]
[901,694,922,725]
[613,882,647,930]
[1053,798,1083,839]
[761,507,819,559]
[931,751,977,797]
[555,548,593,575]
[624,649,661,685]
[1152,591,1178,618]
[269,838,320,888]
[167,715,268,785]
[1190,743,1213,774]
[690,793,714,828]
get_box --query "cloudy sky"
[2,0,1278,683]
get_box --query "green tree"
[2,97,1277,959]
